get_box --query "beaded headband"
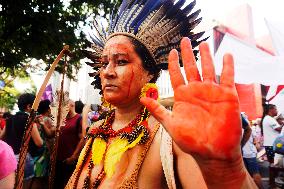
[85,0,206,90]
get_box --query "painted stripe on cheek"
[127,66,135,98]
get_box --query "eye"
[100,61,109,68]
[117,59,129,65]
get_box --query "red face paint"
[100,35,150,106]
[127,67,135,98]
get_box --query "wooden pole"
[15,46,69,189]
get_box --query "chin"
[104,95,123,105]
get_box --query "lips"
[104,84,117,90]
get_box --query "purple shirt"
[0,140,17,179]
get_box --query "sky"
[194,0,284,38]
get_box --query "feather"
[92,138,107,165]
[173,0,186,9]
[133,0,168,29]
[137,5,166,36]
[188,31,205,41]
[132,0,166,32]
[88,31,104,47]
[123,1,144,32]
[125,5,144,33]
[85,0,205,74]
[104,132,144,178]
[187,9,201,23]
[111,0,133,31]
[109,2,118,34]
[93,20,106,43]
[182,0,196,16]
[165,0,185,19]
[188,17,202,31]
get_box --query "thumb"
[140,97,171,129]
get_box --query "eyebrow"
[101,53,129,59]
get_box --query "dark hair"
[260,104,276,135]
[37,100,51,114]
[17,93,35,111]
[128,37,160,83]
[3,112,11,119]
[75,100,84,114]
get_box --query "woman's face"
[100,35,152,106]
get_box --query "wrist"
[196,156,248,189]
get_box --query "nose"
[101,62,117,79]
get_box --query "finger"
[181,37,201,82]
[168,49,185,90]
[140,97,171,126]
[199,42,216,82]
[220,53,234,87]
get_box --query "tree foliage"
[0,0,121,78]
[0,0,121,110]
[0,66,36,111]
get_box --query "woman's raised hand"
[141,37,241,161]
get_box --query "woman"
[66,0,257,188]
[3,93,43,189]
[31,100,55,189]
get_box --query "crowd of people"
[0,93,108,189]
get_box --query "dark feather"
[187,9,201,23]
[132,0,166,32]
[183,0,196,16]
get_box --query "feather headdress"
[85,0,206,90]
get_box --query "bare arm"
[31,123,43,147]
[0,126,5,139]
[241,126,252,148]
[82,105,91,137]
[0,172,15,189]
[173,143,207,189]
[41,118,55,137]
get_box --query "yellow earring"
[140,83,159,100]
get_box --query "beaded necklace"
[77,107,151,189]
[87,107,150,143]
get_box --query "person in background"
[273,113,284,166]
[241,114,263,188]
[251,118,263,151]
[75,100,84,115]
[36,100,55,154]
[31,100,55,189]
[3,93,43,189]
[241,112,252,149]
[0,140,17,189]
[81,104,109,137]
[261,104,281,164]
[54,100,84,189]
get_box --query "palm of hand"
[141,38,241,161]
[171,82,241,160]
